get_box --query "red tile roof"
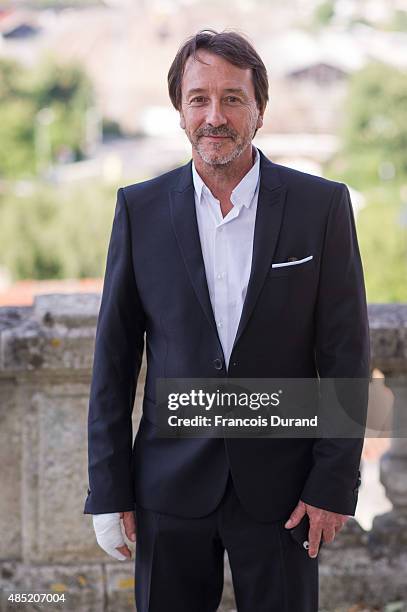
[0,278,103,307]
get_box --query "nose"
[206,100,227,128]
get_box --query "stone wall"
[0,295,406,611]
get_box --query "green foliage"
[0,99,37,177]
[0,58,26,99]
[32,56,92,108]
[356,186,407,303]
[33,58,93,162]
[323,163,407,303]
[339,61,407,188]
[0,56,94,178]
[324,60,407,303]
[0,181,117,280]
[387,9,407,32]
[0,59,36,176]
[314,0,335,26]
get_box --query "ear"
[256,112,264,130]
[179,111,186,130]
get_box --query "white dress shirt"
[192,146,260,370]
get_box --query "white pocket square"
[271,255,313,268]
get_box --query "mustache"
[195,126,237,139]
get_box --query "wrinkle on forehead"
[182,50,254,96]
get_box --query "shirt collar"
[192,146,260,210]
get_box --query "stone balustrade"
[0,295,406,611]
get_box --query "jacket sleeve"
[84,187,146,514]
[300,183,370,515]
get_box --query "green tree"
[388,9,407,32]
[0,60,36,176]
[339,62,407,188]
[314,0,335,26]
[356,187,407,303]
[325,61,407,302]
[33,57,94,163]
[0,181,116,280]
[0,57,94,178]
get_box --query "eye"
[225,96,240,103]
[190,96,207,105]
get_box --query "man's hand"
[92,511,136,561]
[284,500,349,558]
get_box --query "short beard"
[193,138,246,167]
[189,119,257,168]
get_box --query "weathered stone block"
[21,383,106,563]
[0,562,104,612]
[105,561,135,611]
[0,379,22,561]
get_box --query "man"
[84,30,370,611]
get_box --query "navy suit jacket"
[84,149,370,521]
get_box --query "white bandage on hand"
[92,512,128,561]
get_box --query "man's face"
[179,50,264,166]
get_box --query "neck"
[193,144,255,200]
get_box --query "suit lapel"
[169,163,220,340]
[232,155,287,354]
[169,150,287,358]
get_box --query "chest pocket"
[268,255,316,279]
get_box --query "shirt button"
[216,273,223,280]
[213,358,223,370]
[217,320,223,328]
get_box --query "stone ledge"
[368,304,407,374]
[32,294,101,328]
[0,294,102,373]
[1,297,406,375]
[0,562,104,612]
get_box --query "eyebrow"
[186,87,247,97]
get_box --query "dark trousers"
[134,472,318,611]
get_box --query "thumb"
[122,510,136,542]
[284,501,306,529]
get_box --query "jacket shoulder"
[272,160,345,195]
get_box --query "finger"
[116,544,132,559]
[107,547,127,561]
[285,502,306,528]
[322,526,335,544]
[122,511,136,542]
[308,524,322,558]
[335,521,346,536]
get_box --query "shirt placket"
[214,214,241,367]
[213,219,228,358]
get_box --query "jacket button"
[213,358,223,370]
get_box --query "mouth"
[201,135,232,140]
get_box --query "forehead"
[182,49,254,94]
